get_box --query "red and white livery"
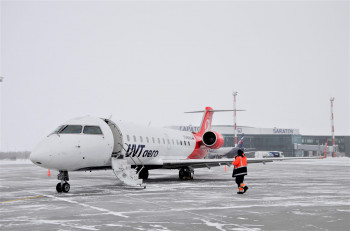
[30,107,313,193]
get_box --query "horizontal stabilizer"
[185,109,245,113]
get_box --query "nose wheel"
[56,183,62,192]
[56,182,70,193]
[56,171,70,193]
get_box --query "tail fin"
[185,107,214,135]
[198,107,214,135]
[322,138,328,158]
[185,107,245,135]
[237,134,244,149]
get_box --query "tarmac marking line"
[1,195,44,203]
[31,192,129,218]
[122,194,257,231]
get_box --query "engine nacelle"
[202,131,224,149]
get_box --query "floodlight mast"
[330,97,336,157]
[0,76,3,151]
[233,91,238,147]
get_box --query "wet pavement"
[0,158,349,230]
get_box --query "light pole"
[330,97,336,157]
[0,76,3,151]
[232,91,238,147]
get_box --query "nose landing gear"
[56,171,70,193]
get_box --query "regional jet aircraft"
[30,107,311,193]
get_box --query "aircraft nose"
[30,139,52,166]
[30,149,43,165]
[30,136,73,170]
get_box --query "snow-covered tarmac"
[0,158,349,231]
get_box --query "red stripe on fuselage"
[187,133,208,159]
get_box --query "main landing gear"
[179,167,194,180]
[137,167,149,180]
[56,170,70,193]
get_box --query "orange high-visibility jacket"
[233,155,247,168]
[232,154,248,177]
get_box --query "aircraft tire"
[179,168,191,180]
[62,182,70,193]
[56,183,62,193]
[179,167,192,180]
[179,168,185,180]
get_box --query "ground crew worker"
[232,149,248,194]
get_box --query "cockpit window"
[83,126,103,135]
[49,125,64,135]
[60,125,82,134]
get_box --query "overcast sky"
[0,0,349,151]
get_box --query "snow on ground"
[0,158,349,230]
[0,159,32,165]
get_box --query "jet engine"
[202,131,224,149]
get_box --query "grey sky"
[0,0,349,151]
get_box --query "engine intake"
[202,131,224,149]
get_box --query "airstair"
[111,155,145,188]
[105,119,145,188]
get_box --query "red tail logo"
[198,107,214,135]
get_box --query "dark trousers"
[235,175,245,188]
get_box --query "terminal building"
[167,125,350,157]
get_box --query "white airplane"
[30,107,311,193]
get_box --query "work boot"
[243,186,248,193]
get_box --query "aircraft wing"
[162,157,318,169]
[209,148,256,157]
[209,147,234,155]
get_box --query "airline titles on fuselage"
[125,144,159,158]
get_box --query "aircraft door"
[104,119,124,157]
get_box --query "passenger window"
[163,138,165,144]
[158,138,160,144]
[146,137,149,143]
[172,139,174,145]
[133,135,136,142]
[184,141,186,146]
[60,125,82,134]
[180,141,182,145]
[152,137,155,143]
[167,139,170,144]
[188,141,190,146]
[127,135,130,142]
[83,126,103,135]
[176,140,179,145]
[140,136,143,143]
